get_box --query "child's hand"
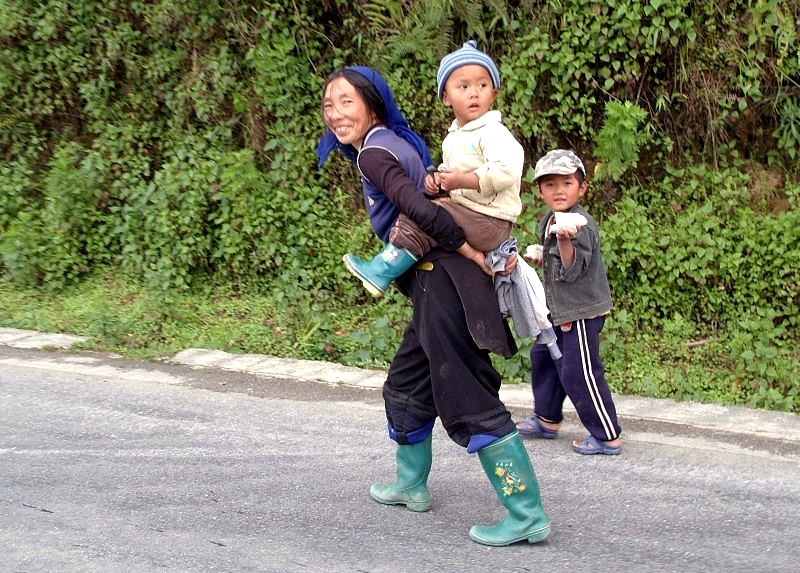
[438,167,461,191]
[554,226,579,240]
[524,244,543,267]
[439,166,481,192]
[549,212,587,237]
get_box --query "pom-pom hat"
[534,149,586,181]
[436,40,500,100]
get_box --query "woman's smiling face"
[322,76,378,150]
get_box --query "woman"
[317,66,550,546]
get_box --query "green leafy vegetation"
[0,0,798,412]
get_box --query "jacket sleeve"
[472,123,523,196]
[358,147,466,251]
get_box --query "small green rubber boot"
[370,434,432,512]
[343,244,418,297]
[469,431,551,546]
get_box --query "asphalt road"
[1,340,799,573]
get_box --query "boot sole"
[369,490,431,512]
[468,522,551,546]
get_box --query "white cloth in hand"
[549,211,588,235]
[525,244,543,260]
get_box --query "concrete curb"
[0,327,88,350]
[2,327,799,445]
[170,348,387,389]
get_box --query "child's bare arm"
[550,213,585,269]
[556,232,576,269]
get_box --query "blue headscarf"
[316,66,433,169]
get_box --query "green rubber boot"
[370,434,432,512]
[343,244,418,297]
[469,431,551,546]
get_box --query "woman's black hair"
[323,68,386,123]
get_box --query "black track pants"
[530,317,621,441]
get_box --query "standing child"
[343,40,523,297]
[516,149,622,455]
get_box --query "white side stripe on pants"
[576,319,615,439]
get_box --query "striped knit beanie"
[436,40,500,100]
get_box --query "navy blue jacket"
[357,127,464,251]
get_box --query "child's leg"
[343,216,429,298]
[389,214,435,258]
[435,199,511,252]
[558,317,621,442]
[529,336,567,426]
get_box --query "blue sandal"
[516,417,558,439]
[572,435,621,455]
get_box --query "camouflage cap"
[533,149,586,181]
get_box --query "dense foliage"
[0,0,798,411]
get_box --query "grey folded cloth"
[487,238,562,360]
